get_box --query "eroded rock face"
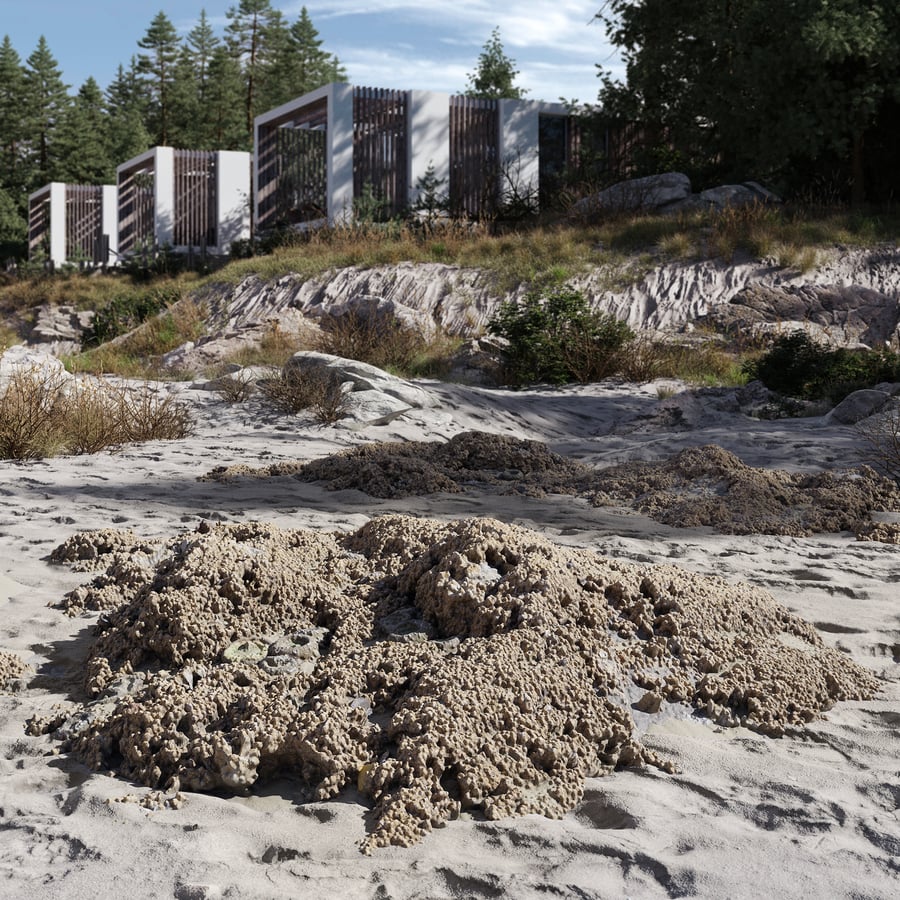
[706,283,900,349]
[41,516,877,852]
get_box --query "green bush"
[489,286,633,385]
[86,286,182,347]
[744,332,900,403]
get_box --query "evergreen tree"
[0,36,29,203]
[187,8,219,97]
[225,0,279,137]
[465,27,527,100]
[137,11,181,145]
[0,186,26,251]
[54,77,114,183]
[205,45,247,150]
[169,44,202,147]
[23,36,71,188]
[597,0,900,201]
[106,59,152,164]
[283,6,347,99]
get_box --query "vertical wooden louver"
[174,150,217,249]
[64,185,104,261]
[449,96,499,219]
[352,86,408,219]
[257,98,329,230]
[118,159,156,254]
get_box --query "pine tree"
[465,28,527,100]
[54,77,114,183]
[283,6,347,99]
[23,36,71,188]
[137,11,181,145]
[106,59,152,165]
[205,45,247,150]
[226,0,279,137]
[0,36,29,202]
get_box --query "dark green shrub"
[744,332,900,403]
[86,286,181,347]
[489,286,633,385]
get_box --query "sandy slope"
[0,378,898,899]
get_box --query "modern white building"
[27,182,118,267]
[116,147,251,257]
[254,83,574,231]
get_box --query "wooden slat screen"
[257,98,328,230]
[174,150,217,249]
[352,86,408,219]
[118,159,155,254]
[449,95,499,219]
[65,185,104,261]
[28,188,51,259]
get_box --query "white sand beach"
[1,375,898,899]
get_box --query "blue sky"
[0,1,621,105]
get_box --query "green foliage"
[489,286,633,385]
[597,0,900,201]
[465,27,527,100]
[744,332,900,403]
[86,287,181,347]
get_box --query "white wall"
[216,151,251,252]
[408,91,450,208]
[327,83,355,225]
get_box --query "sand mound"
[295,431,587,499]
[856,520,900,544]
[37,516,877,852]
[51,529,168,616]
[204,434,900,536]
[588,444,900,535]
[0,650,30,690]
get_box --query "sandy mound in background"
[202,433,900,537]
[587,444,900,535]
[38,516,877,853]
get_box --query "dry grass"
[0,366,193,460]
[65,297,207,379]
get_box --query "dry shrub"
[0,366,192,460]
[210,369,258,404]
[316,310,428,373]
[259,368,347,424]
[0,366,69,459]
[856,402,900,482]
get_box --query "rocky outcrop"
[705,283,900,348]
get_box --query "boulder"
[284,351,435,422]
[825,390,892,425]
[29,304,94,345]
[446,337,507,385]
[698,184,762,210]
[0,345,73,392]
[573,172,692,216]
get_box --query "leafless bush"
[259,368,348,424]
[211,370,258,404]
[856,401,900,482]
[0,367,192,460]
[0,366,69,459]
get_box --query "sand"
[1,375,899,898]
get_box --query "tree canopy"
[465,27,528,100]
[596,0,900,201]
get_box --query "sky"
[0,0,622,106]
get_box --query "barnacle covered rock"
[44,515,879,851]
